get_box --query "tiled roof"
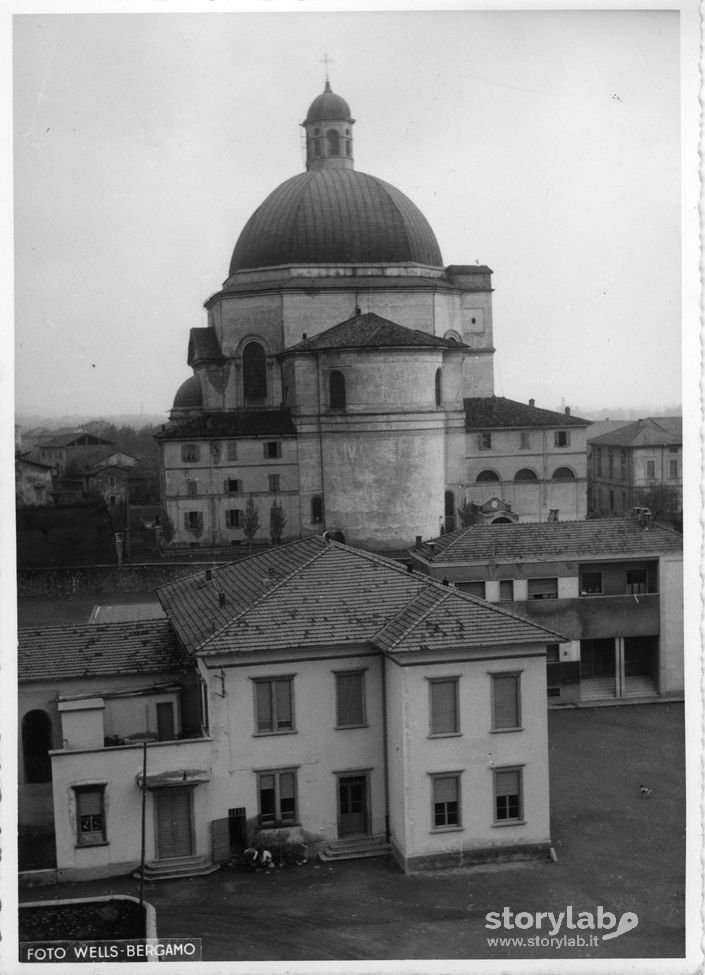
[188,328,223,364]
[420,518,682,564]
[38,432,115,449]
[154,410,297,441]
[374,586,564,655]
[588,416,682,447]
[18,619,188,682]
[282,312,465,355]
[158,536,562,658]
[465,397,590,429]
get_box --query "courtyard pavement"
[19,703,687,966]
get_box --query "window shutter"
[434,776,457,803]
[275,679,292,729]
[337,673,363,726]
[256,683,272,732]
[493,675,519,728]
[495,769,519,796]
[431,680,457,734]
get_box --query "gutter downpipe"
[381,652,391,844]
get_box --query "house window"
[554,430,570,448]
[499,580,514,601]
[181,444,199,463]
[475,470,500,482]
[254,677,294,734]
[431,774,461,829]
[335,671,366,728]
[257,769,297,827]
[494,768,523,823]
[514,468,538,481]
[621,450,627,477]
[429,678,459,736]
[435,369,442,407]
[491,674,521,730]
[311,496,323,524]
[22,709,52,783]
[459,580,486,599]
[479,433,492,450]
[646,460,655,479]
[184,511,203,533]
[75,786,106,845]
[243,342,267,401]
[608,451,614,477]
[552,467,575,479]
[329,371,346,410]
[225,509,242,529]
[187,479,197,497]
[626,569,648,595]
[226,441,238,461]
[669,460,678,478]
[546,644,560,664]
[580,570,602,595]
[527,577,558,600]
[520,431,530,449]
[156,702,175,741]
[268,474,281,493]
[226,478,241,494]
[264,442,282,459]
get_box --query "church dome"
[305,82,352,123]
[229,168,443,273]
[172,375,202,410]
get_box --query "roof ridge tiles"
[371,586,449,651]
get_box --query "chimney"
[205,568,212,581]
[302,333,307,341]
[565,406,571,416]
[218,591,226,609]
[415,535,422,550]
[407,563,414,573]
[529,398,535,408]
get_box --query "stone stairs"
[317,835,391,863]
[133,855,220,881]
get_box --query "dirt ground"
[19,702,686,965]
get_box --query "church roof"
[229,168,443,273]
[305,82,352,123]
[465,396,591,430]
[157,536,563,658]
[588,416,682,447]
[416,518,682,565]
[172,375,203,410]
[18,619,187,682]
[155,409,297,440]
[281,312,465,355]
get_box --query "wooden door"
[156,791,193,859]
[338,776,367,836]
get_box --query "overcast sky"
[11,5,696,421]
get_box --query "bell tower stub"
[303,79,355,171]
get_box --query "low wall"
[17,562,227,597]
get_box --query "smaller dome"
[305,82,352,123]
[173,375,202,410]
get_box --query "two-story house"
[409,517,683,706]
[22,537,564,879]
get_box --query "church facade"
[158,81,589,552]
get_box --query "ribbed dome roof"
[172,375,202,410]
[305,83,352,122]
[229,168,443,274]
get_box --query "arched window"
[514,468,539,481]
[327,129,340,155]
[311,496,323,524]
[552,467,576,480]
[329,371,346,410]
[22,710,53,783]
[243,342,267,402]
[476,470,500,482]
[435,369,442,407]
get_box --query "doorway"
[338,775,368,837]
[156,790,193,859]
